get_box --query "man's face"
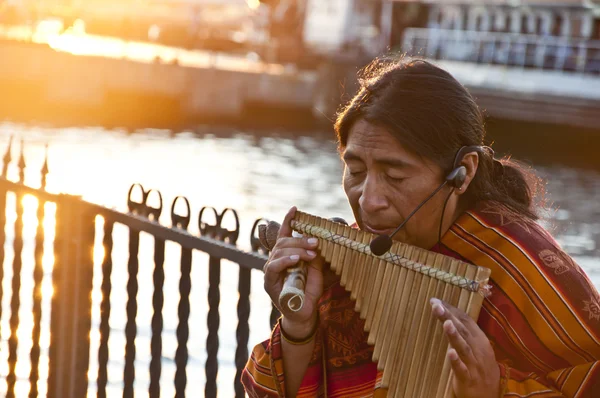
[342,119,452,249]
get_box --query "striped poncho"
[242,205,600,397]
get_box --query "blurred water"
[0,122,598,397]
[0,23,285,74]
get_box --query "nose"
[358,174,389,214]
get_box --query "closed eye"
[387,174,405,182]
[345,162,365,177]
[348,169,365,176]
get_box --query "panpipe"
[274,210,491,398]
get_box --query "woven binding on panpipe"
[290,210,491,398]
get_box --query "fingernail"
[306,250,316,257]
[290,254,300,261]
[444,319,456,334]
[307,238,318,246]
[448,348,459,361]
[430,298,444,316]
[430,298,441,306]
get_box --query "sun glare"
[247,0,261,10]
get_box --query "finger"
[273,236,319,251]
[443,319,476,367]
[263,253,296,272]
[433,298,479,334]
[432,298,477,366]
[447,348,470,382]
[265,252,319,276]
[431,297,447,319]
[269,247,317,265]
[263,255,301,292]
[431,298,473,341]
[277,206,297,239]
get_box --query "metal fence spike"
[145,189,163,221]
[18,139,25,184]
[127,183,147,215]
[41,144,49,190]
[171,196,191,230]
[2,136,13,179]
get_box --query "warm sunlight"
[42,283,55,300]
[247,0,261,10]
[47,30,127,59]
[1,0,599,396]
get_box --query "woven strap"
[291,220,485,294]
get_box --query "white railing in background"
[402,28,600,75]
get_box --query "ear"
[456,152,479,194]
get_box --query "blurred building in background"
[390,0,600,128]
[260,0,600,128]
[0,0,599,129]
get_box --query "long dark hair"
[335,57,545,220]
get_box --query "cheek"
[404,188,445,226]
[390,182,436,220]
[343,175,361,205]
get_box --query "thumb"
[278,206,297,239]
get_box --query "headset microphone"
[369,165,467,256]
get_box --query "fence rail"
[0,137,278,397]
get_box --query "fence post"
[234,267,251,398]
[47,194,96,398]
[0,136,13,322]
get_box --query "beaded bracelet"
[280,318,318,345]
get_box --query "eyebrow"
[343,151,411,168]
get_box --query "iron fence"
[0,137,279,397]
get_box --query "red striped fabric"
[242,204,600,397]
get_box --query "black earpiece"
[446,145,484,190]
[446,165,467,189]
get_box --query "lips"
[362,222,396,236]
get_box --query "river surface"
[0,122,598,397]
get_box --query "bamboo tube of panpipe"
[435,261,474,398]
[420,259,460,398]
[331,221,345,270]
[329,221,344,272]
[367,262,394,346]
[387,249,429,396]
[427,260,465,398]
[353,231,373,307]
[437,263,485,398]
[357,251,378,318]
[404,254,450,398]
[348,230,364,295]
[378,245,413,377]
[340,228,358,287]
[363,258,385,325]
[371,243,405,359]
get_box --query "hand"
[263,207,324,338]
[431,298,500,398]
